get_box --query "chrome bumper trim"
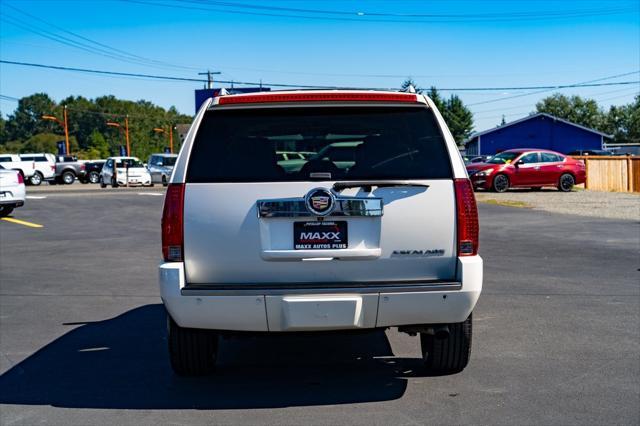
[257,196,383,218]
[181,282,462,296]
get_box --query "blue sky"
[1,0,638,131]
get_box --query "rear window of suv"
[187,106,452,182]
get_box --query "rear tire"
[168,316,218,376]
[99,176,107,188]
[111,177,119,188]
[62,171,75,185]
[492,174,509,193]
[162,175,168,187]
[558,173,575,192]
[88,171,100,184]
[29,172,43,186]
[420,314,472,374]
[0,206,14,217]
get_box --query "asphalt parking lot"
[0,188,638,425]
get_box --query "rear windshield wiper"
[333,181,430,192]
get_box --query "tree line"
[1,88,637,160]
[401,78,639,146]
[534,93,639,145]
[0,93,192,160]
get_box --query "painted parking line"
[26,196,47,199]
[0,217,44,228]
[138,192,163,196]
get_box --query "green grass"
[480,198,532,208]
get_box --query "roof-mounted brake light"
[218,93,418,105]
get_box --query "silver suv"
[147,153,177,186]
[160,91,482,376]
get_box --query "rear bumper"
[116,176,152,186]
[0,185,26,206]
[159,256,483,332]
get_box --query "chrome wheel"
[62,172,75,185]
[492,174,509,193]
[559,174,575,192]
[29,172,43,186]
[89,171,100,184]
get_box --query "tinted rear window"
[187,106,452,182]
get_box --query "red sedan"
[466,149,586,192]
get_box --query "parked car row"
[0,153,87,186]
[98,153,178,188]
[465,148,586,192]
[0,152,178,187]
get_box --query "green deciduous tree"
[605,95,640,144]
[535,94,605,131]
[1,93,192,159]
[536,93,639,144]
[5,93,58,141]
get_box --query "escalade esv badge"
[305,188,336,216]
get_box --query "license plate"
[294,221,348,250]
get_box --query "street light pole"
[42,105,70,155]
[63,106,70,155]
[153,124,174,153]
[169,125,174,154]
[107,118,131,156]
[125,115,130,156]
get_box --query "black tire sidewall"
[559,173,575,192]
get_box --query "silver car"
[147,153,177,186]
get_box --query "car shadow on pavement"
[0,304,425,410]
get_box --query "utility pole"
[198,70,221,89]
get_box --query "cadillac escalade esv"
[160,91,482,375]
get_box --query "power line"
[2,60,639,92]
[467,71,640,106]
[472,87,640,116]
[185,0,635,19]
[476,90,639,122]
[121,0,635,23]
[1,4,202,72]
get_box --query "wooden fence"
[571,156,640,192]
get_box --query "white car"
[19,153,56,185]
[160,90,482,376]
[0,165,26,217]
[99,156,153,187]
[0,154,36,182]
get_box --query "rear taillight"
[51,165,55,171]
[162,183,185,262]
[16,172,24,184]
[454,178,479,256]
[80,164,86,171]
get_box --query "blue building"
[465,113,611,156]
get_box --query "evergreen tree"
[401,78,423,94]
[443,94,474,144]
